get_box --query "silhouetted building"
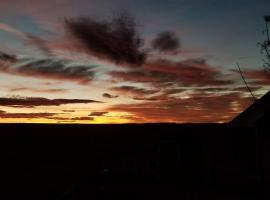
[231,91,270,127]
[231,90,270,199]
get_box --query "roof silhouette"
[231,90,270,126]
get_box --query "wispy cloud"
[0,53,96,85]
[9,87,67,93]
[102,93,119,99]
[89,111,108,116]
[0,23,27,39]
[0,96,101,108]
[71,116,94,121]
[0,111,57,119]
[0,23,54,56]
[62,110,75,112]
[0,51,17,63]
[111,85,159,97]
[109,71,163,83]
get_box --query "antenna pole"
[236,63,257,102]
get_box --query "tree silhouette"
[259,16,270,79]
[235,16,270,101]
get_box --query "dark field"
[0,123,265,199]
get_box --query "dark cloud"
[152,31,180,53]
[62,110,75,112]
[109,70,165,83]
[0,51,17,63]
[0,111,57,119]
[65,12,146,66]
[0,96,101,108]
[17,59,95,85]
[71,116,94,121]
[194,87,230,92]
[89,111,108,116]
[0,51,17,74]
[133,95,169,101]
[45,116,71,121]
[102,93,119,99]
[0,57,96,85]
[111,85,159,97]
[231,86,262,92]
[9,87,67,93]
[45,116,94,121]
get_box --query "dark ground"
[0,123,264,199]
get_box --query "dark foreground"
[0,123,267,199]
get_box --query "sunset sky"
[0,0,269,123]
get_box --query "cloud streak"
[17,59,95,84]
[0,96,101,108]
[0,51,17,63]
[111,85,159,97]
[9,87,67,93]
[89,111,108,116]
[71,116,94,121]
[0,23,27,39]
[0,54,96,85]
[102,93,119,99]
[0,111,57,119]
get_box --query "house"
[231,90,270,198]
[230,90,270,128]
